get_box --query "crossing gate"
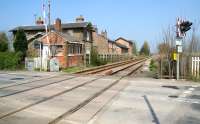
[192,57,200,78]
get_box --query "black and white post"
[176,18,192,80]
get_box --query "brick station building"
[10,16,94,68]
[10,16,135,69]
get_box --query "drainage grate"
[10,78,24,80]
[162,85,179,90]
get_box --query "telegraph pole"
[48,0,51,30]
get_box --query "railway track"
[0,58,147,123]
[0,59,143,98]
[48,58,146,124]
[0,76,102,120]
[112,59,146,76]
[0,75,77,98]
[0,73,68,89]
[76,57,145,75]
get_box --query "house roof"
[40,30,80,43]
[108,39,114,43]
[115,42,128,49]
[9,22,90,32]
[115,37,133,44]
[27,32,45,41]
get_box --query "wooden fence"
[191,57,200,78]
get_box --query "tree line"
[0,29,28,69]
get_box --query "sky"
[0,0,200,52]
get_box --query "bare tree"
[158,26,175,78]
[158,20,200,79]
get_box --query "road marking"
[183,90,192,94]
[179,87,195,98]
[189,88,195,90]
[176,98,200,104]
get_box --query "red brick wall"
[55,56,65,68]
[40,31,84,68]
[68,55,83,67]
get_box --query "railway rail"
[0,74,67,89]
[49,58,146,124]
[0,58,147,124]
[0,58,144,98]
[76,57,145,75]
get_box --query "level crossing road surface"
[0,69,200,124]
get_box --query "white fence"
[98,54,133,62]
[25,57,48,71]
[191,57,200,78]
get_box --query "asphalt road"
[0,69,199,124]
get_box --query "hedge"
[0,52,22,70]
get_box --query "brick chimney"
[101,30,107,38]
[36,17,44,25]
[76,15,84,23]
[54,18,62,32]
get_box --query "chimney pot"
[54,18,62,32]
[76,15,84,23]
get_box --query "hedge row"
[0,52,22,70]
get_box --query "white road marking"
[176,98,200,104]
[192,86,198,88]
[183,90,192,94]
[189,88,195,91]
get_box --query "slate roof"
[108,39,114,43]
[115,37,133,44]
[10,22,90,32]
[40,30,80,43]
[115,42,128,49]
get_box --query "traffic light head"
[180,21,192,33]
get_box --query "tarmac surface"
[0,62,200,124]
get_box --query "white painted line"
[193,101,200,104]
[184,91,192,94]
[180,94,187,98]
[189,88,195,91]
[176,98,200,104]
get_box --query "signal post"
[176,18,192,80]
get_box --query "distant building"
[10,16,94,68]
[10,16,134,69]
[92,30,109,54]
[115,37,133,55]
[108,40,121,55]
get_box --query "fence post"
[194,57,197,77]
[192,57,194,76]
[197,57,200,79]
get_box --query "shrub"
[0,32,8,52]
[149,59,157,72]
[13,29,28,58]
[0,52,22,70]
[90,47,107,66]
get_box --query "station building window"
[68,43,83,54]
